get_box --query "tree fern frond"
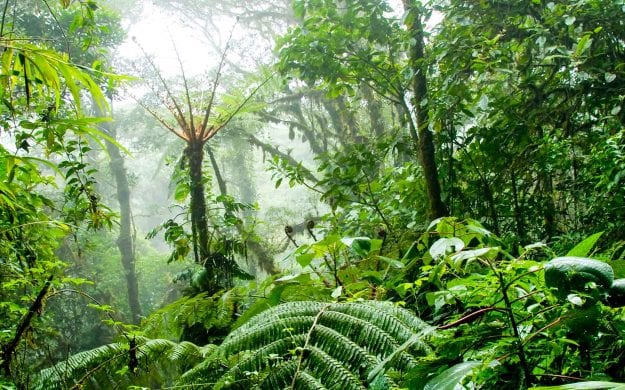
[220,316,315,355]
[220,334,306,384]
[169,340,201,361]
[176,350,227,387]
[231,301,327,335]
[293,370,329,390]
[143,291,238,340]
[35,341,126,390]
[310,325,376,375]
[333,302,431,350]
[304,345,366,390]
[199,300,434,389]
[261,359,299,389]
[34,337,209,389]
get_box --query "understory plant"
[32,218,625,389]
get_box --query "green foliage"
[142,291,238,342]
[34,336,215,389]
[8,0,625,388]
[0,0,127,383]
[0,39,110,113]
[401,219,625,388]
[432,0,625,242]
[278,0,405,99]
[179,300,434,389]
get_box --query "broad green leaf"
[605,73,617,83]
[296,253,314,267]
[451,247,499,271]
[275,273,301,282]
[331,285,342,298]
[566,232,603,257]
[567,293,584,306]
[341,236,372,257]
[174,182,189,202]
[450,247,497,263]
[424,361,498,390]
[564,15,576,26]
[575,34,593,57]
[429,237,464,260]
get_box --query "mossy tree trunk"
[186,140,222,292]
[402,0,448,219]
[99,104,142,325]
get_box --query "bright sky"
[116,2,213,77]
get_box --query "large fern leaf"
[34,337,209,389]
[179,300,435,389]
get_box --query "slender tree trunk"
[206,145,227,197]
[402,0,447,219]
[97,101,142,324]
[105,131,142,324]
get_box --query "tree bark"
[402,0,448,219]
[98,102,142,325]
[105,132,142,324]
[186,140,218,288]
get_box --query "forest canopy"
[2,0,625,389]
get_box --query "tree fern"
[34,337,211,389]
[142,291,238,341]
[35,301,433,389]
[178,300,435,389]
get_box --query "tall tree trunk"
[402,0,447,219]
[98,102,142,325]
[186,140,219,289]
[105,131,142,324]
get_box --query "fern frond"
[305,345,366,390]
[189,300,433,389]
[35,341,126,390]
[293,370,329,389]
[143,291,238,340]
[221,316,315,355]
[261,360,329,389]
[175,350,227,387]
[310,325,376,374]
[34,337,209,389]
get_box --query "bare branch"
[133,37,189,133]
[170,36,196,140]
[199,18,239,138]
[135,97,189,141]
